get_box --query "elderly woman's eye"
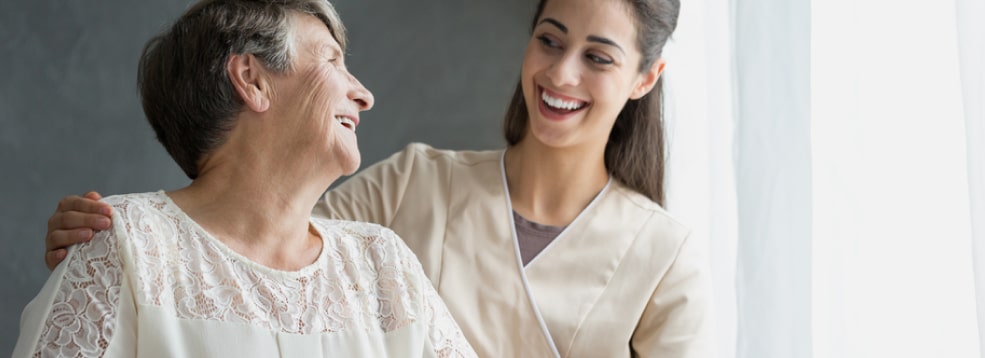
[325,57,344,68]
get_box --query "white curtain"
[732,0,814,356]
[664,0,983,357]
[956,0,985,356]
[662,0,738,355]
[811,0,977,356]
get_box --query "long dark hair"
[503,0,680,205]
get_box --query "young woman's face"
[520,0,659,151]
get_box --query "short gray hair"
[138,0,347,179]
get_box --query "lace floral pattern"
[31,230,122,358]
[31,191,474,357]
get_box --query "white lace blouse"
[13,191,476,357]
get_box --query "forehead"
[291,12,342,54]
[539,0,638,45]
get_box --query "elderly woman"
[12,0,475,357]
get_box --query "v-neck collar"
[497,150,612,358]
[499,150,613,268]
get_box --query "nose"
[347,72,374,111]
[545,52,580,88]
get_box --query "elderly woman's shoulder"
[98,191,173,215]
[309,217,423,270]
[309,217,411,250]
[311,217,392,238]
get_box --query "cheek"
[520,49,538,91]
[520,41,554,81]
[521,53,555,109]
[587,73,635,107]
[520,41,539,72]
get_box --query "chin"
[333,138,361,175]
[527,121,576,149]
[342,158,361,175]
[338,148,361,175]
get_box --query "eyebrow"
[587,35,624,54]
[537,17,625,54]
[539,18,568,33]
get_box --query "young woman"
[42,0,712,356]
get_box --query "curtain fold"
[668,0,980,356]
[662,0,738,356]
[731,0,812,356]
[956,0,985,356]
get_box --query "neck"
[168,134,339,271]
[504,139,609,226]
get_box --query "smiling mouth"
[540,87,589,114]
[336,116,356,131]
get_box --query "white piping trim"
[523,176,612,268]
[508,220,563,357]
[500,150,613,358]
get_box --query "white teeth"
[336,116,355,131]
[541,91,584,110]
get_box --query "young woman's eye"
[586,53,614,65]
[536,35,561,49]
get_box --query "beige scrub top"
[313,143,714,358]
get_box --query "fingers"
[44,192,111,271]
[47,193,112,241]
[45,248,67,271]
[48,208,111,234]
[46,227,98,251]
[55,193,113,218]
[83,191,105,204]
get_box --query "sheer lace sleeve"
[14,205,127,358]
[422,274,478,358]
[335,221,477,356]
[383,228,476,357]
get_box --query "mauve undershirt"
[513,211,566,266]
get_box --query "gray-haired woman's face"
[265,13,374,175]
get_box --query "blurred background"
[2,0,983,357]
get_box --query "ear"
[226,53,271,113]
[629,57,666,100]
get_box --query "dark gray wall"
[0,0,532,354]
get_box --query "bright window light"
[812,0,979,357]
